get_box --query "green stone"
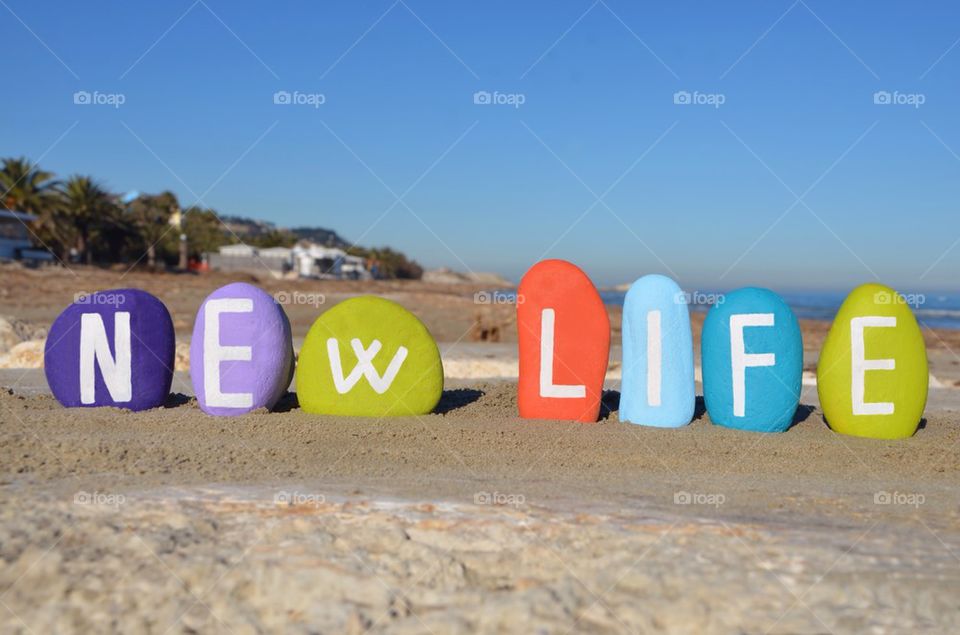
[817,284,928,439]
[296,296,443,416]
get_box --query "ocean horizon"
[493,289,960,331]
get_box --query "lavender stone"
[190,282,294,416]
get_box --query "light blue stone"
[701,287,802,433]
[620,275,695,427]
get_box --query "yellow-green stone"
[817,283,928,439]
[296,296,443,416]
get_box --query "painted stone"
[817,283,928,439]
[620,275,695,427]
[517,259,610,422]
[702,287,802,432]
[296,296,443,416]
[44,288,174,411]
[190,282,294,416]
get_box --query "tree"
[126,191,179,269]
[60,175,119,264]
[181,207,229,259]
[0,157,58,212]
[0,157,64,256]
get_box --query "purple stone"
[44,289,175,411]
[190,282,294,416]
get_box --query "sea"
[491,289,960,330]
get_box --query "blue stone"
[620,275,695,427]
[701,287,802,432]
[44,289,175,411]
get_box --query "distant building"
[205,241,369,280]
[0,210,53,264]
[292,243,369,280]
[206,243,286,277]
[217,243,257,257]
[258,246,294,275]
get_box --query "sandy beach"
[2,266,960,633]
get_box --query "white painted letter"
[79,312,132,404]
[851,316,896,415]
[647,310,662,406]
[204,298,254,408]
[327,338,408,394]
[730,313,776,417]
[539,308,585,399]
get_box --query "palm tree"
[61,175,118,264]
[126,190,179,269]
[0,157,58,212]
[0,157,67,258]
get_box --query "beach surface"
[1,381,959,633]
[1,265,960,633]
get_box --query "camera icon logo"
[473,90,492,105]
[73,91,91,105]
[673,91,691,105]
[273,90,292,105]
[873,91,891,105]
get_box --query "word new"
[45,283,442,418]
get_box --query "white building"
[218,244,257,257]
[207,243,287,277]
[207,241,369,280]
[291,243,369,280]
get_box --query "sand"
[2,265,960,633]
[1,381,960,633]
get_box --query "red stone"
[517,259,610,422]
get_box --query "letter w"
[327,338,408,394]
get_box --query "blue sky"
[3,0,959,290]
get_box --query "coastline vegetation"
[0,156,423,278]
